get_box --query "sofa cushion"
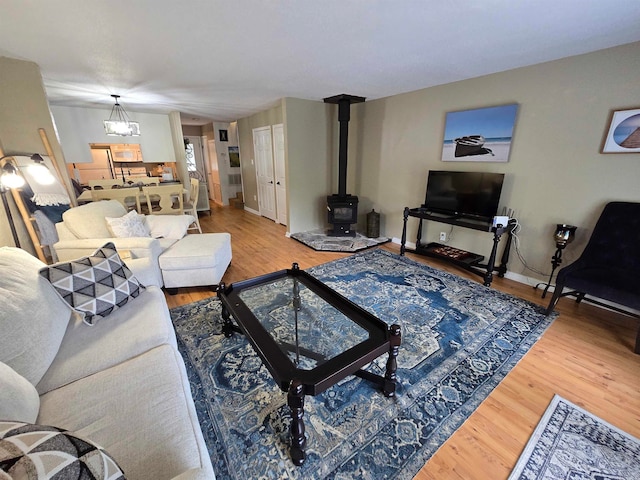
[145,214,196,240]
[62,200,126,239]
[36,285,176,394]
[0,421,124,479]
[39,242,144,325]
[0,247,73,386]
[37,345,215,480]
[106,209,150,238]
[159,233,232,288]
[0,363,40,424]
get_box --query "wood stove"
[327,194,359,236]
[324,94,365,236]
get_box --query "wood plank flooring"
[165,203,640,480]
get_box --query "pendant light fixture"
[104,94,140,136]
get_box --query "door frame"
[272,123,287,226]
[253,126,277,221]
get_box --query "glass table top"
[237,276,370,370]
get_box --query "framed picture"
[441,104,519,162]
[228,146,240,167]
[219,129,228,142]
[602,108,640,153]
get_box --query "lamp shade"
[0,162,25,189]
[104,120,141,136]
[104,94,140,136]
[554,224,577,248]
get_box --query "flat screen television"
[422,170,504,221]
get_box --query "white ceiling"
[2,1,639,125]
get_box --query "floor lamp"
[0,157,26,247]
[536,223,577,298]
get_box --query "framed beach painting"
[602,108,640,153]
[441,104,519,162]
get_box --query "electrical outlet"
[439,232,447,242]
[253,195,257,201]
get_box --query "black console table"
[400,207,515,287]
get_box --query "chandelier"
[104,94,140,136]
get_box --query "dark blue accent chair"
[545,201,640,354]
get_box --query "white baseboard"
[391,237,546,288]
[243,206,260,216]
[391,237,415,249]
[390,238,639,316]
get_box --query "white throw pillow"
[144,214,196,240]
[0,247,73,385]
[0,362,40,423]
[105,210,151,238]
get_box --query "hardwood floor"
[165,204,640,480]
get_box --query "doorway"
[253,126,277,221]
[184,136,210,213]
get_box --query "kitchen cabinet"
[74,148,114,183]
[110,144,143,162]
[110,144,147,179]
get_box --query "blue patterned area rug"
[170,249,555,479]
[509,395,640,480]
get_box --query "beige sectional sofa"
[53,200,232,293]
[0,247,215,479]
[53,200,185,287]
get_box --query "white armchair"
[53,200,188,287]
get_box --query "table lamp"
[539,223,577,298]
[0,157,27,247]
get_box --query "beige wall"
[283,97,336,234]
[353,42,640,282]
[239,41,639,285]
[182,125,203,136]
[0,57,70,254]
[237,98,338,233]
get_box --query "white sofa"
[53,200,232,292]
[0,247,215,479]
[53,200,183,287]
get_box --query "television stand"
[400,207,515,287]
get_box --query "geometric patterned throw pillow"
[39,242,144,325]
[0,421,126,479]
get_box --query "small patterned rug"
[290,229,390,252]
[509,395,640,479]
[170,249,556,479]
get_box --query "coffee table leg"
[217,284,235,338]
[221,306,235,338]
[383,324,402,397]
[288,379,306,466]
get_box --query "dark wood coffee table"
[217,263,401,466]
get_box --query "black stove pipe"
[337,98,350,197]
[324,94,365,197]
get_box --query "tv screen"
[423,171,504,220]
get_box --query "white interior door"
[272,124,287,225]
[253,126,277,221]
